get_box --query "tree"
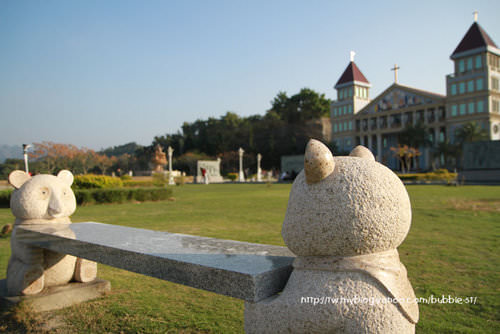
[398,122,432,148]
[270,88,331,123]
[390,145,421,173]
[29,142,117,175]
[455,121,488,144]
[432,140,458,170]
[454,121,488,169]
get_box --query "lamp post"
[167,146,175,185]
[238,147,245,182]
[23,144,31,174]
[257,153,262,182]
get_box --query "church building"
[330,15,500,170]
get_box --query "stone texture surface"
[283,156,411,257]
[245,270,414,334]
[15,222,295,302]
[0,278,110,312]
[304,139,335,184]
[349,145,375,161]
[245,141,417,333]
[7,170,97,297]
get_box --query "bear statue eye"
[40,187,49,196]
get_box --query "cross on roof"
[391,64,400,83]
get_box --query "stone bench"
[3,140,419,333]
[11,222,295,302]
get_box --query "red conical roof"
[452,22,497,57]
[335,61,369,87]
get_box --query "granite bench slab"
[15,222,295,302]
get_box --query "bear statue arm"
[74,258,97,283]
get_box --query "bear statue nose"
[48,195,64,218]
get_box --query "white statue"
[245,139,418,333]
[6,170,97,296]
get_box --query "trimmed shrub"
[0,187,172,207]
[227,173,238,181]
[120,174,132,181]
[0,190,12,208]
[74,187,172,205]
[397,171,457,183]
[74,189,95,206]
[123,180,155,188]
[73,174,123,189]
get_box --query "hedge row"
[73,174,124,189]
[397,169,457,182]
[0,187,172,207]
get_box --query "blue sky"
[1,0,499,150]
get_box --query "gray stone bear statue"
[245,139,419,333]
[6,170,97,296]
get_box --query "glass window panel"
[477,78,483,90]
[468,102,474,114]
[475,55,482,68]
[459,59,465,72]
[467,58,473,70]
[459,82,465,94]
[468,80,474,92]
[477,100,484,113]
[451,105,457,116]
[451,84,457,95]
[459,104,466,115]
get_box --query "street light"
[22,144,32,174]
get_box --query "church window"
[459,103,466,115]
[477,78,483,90]
[467,80,474,93]
[348,105,352,114]
[468,102,475,114]
[451,105,457,116]
[459,59,465,72]
[477,100,484,113]
[451,84,457,95]
[459,82,465,94]
[475,55,482,69]
[439,131,445,143]
[467,58,473,71]
[492,77,499,91]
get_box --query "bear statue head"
[282,139,412,257]
[9,170,77,222]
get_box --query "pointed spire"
[451,20,497,57]
[335,60,370,88]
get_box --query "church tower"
[446,12,500,141]
[330,52,372,152]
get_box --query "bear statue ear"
[304,139,335,184]
[57,170,74,186]
[8,170,32,189]
[349,145,375,161]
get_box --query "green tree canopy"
[270,88,331,123]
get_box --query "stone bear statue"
[245,139,419,333]
[6,170,97,296]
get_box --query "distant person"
[201,168,209,184]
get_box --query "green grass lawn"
[0,184,499,333]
